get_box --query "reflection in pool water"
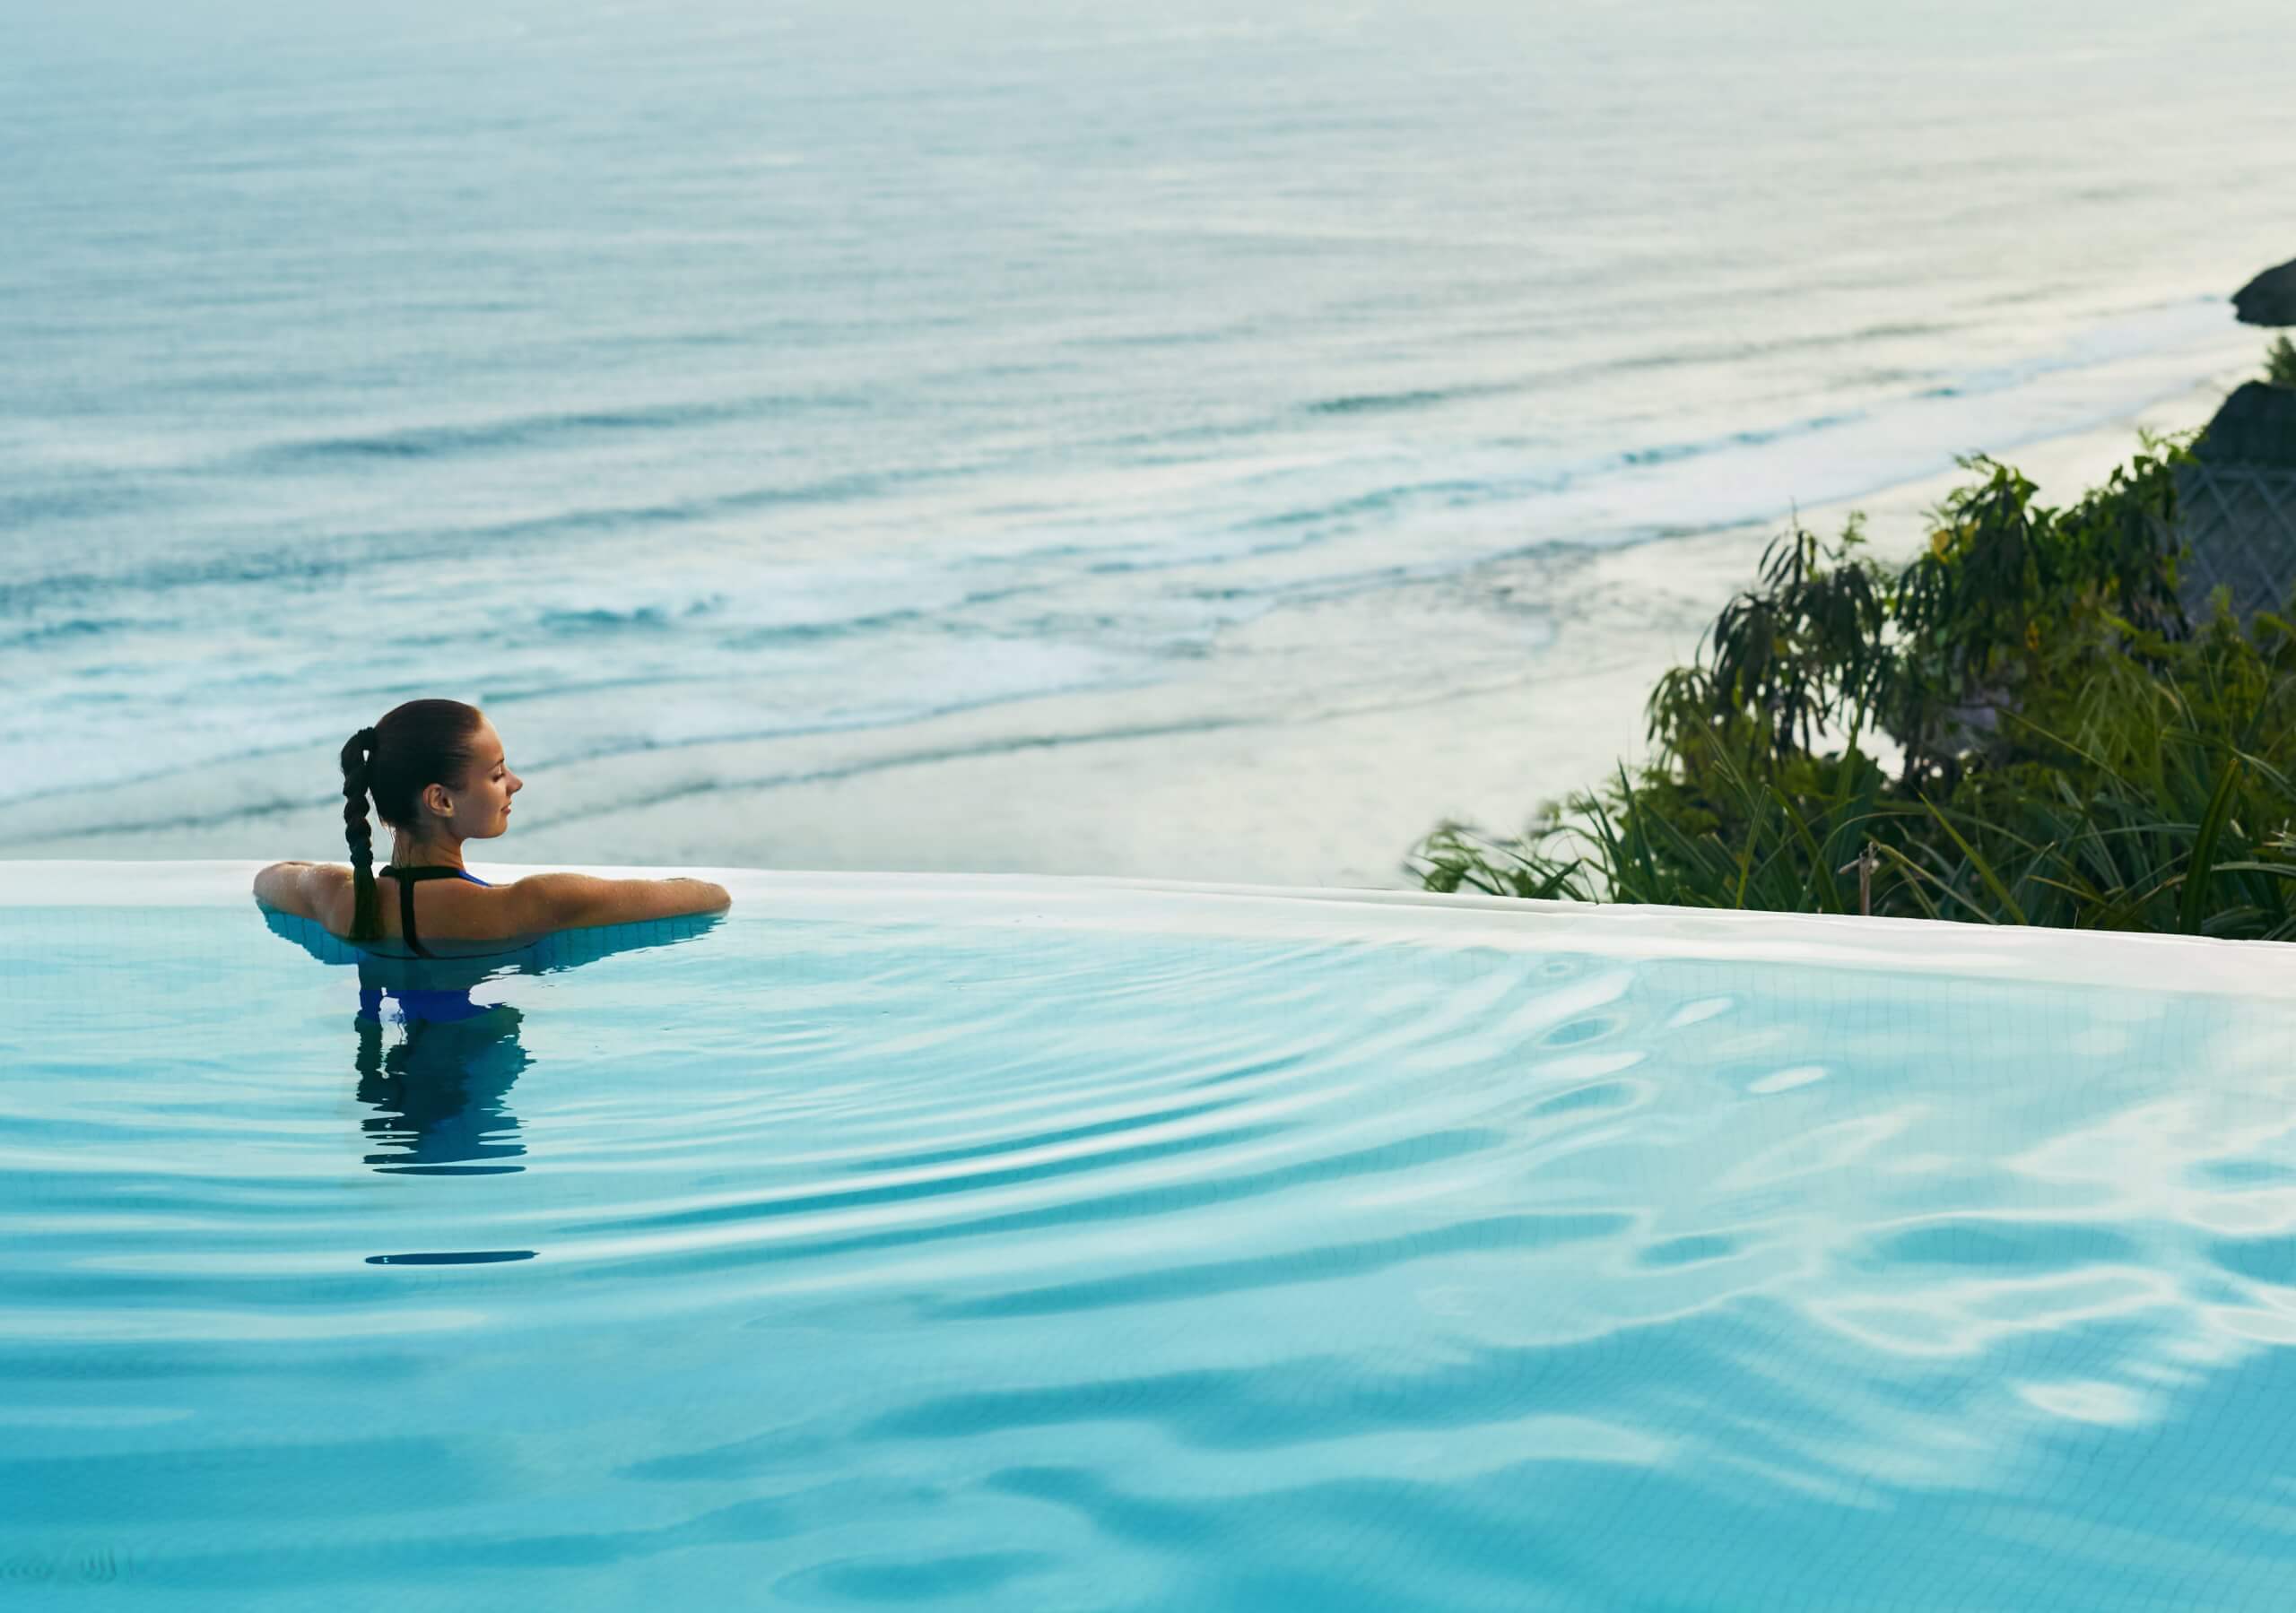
[264,907,726,1184]
[258,908,728,1270]
[353,984,530,1175]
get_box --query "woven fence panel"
[2175,463,2296,626]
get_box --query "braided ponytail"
[341,725,382,941]
[336,700,483,945]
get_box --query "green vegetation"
[1410,439,2296,939]
[2267,334,2296,387]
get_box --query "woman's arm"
[252,863,323,913]
[256,858,358,922]
[496,873,732,936]
[255,863,731,939]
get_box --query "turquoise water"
[7,869,2296,1607]
[4,0,2292,861]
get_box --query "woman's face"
[432,716,522,841]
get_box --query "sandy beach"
[0,361,2257,890]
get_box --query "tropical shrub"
[1411,439,2296,939]
[2267,334,2296,387]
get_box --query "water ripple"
[5,890,2296,1607]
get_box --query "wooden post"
[1837,841,1879,916]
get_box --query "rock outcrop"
[2195,381,2296,470]
[2232,256,2296,327]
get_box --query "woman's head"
[338,699,523,939]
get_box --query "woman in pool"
[253,698,731,955]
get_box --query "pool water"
[5,863,2296,1609]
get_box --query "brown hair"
[339,699,485,941]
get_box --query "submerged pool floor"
[5,866,2296,1609]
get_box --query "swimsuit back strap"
[379,865,476,958]
[400,874,426,958]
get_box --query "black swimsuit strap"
[379,865,468,958]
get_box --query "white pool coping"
[4,858,2292,1002]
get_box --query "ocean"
[3,0,2290,881]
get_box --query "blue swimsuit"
[379,864,491,959]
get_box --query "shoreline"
[0,360,2256,889]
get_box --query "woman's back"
[263,699,731,951]
[362,863,497,958]
[332,866,731,953]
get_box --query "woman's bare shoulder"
[251,861,358,932]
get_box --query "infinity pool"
[5,863,2296,1609]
